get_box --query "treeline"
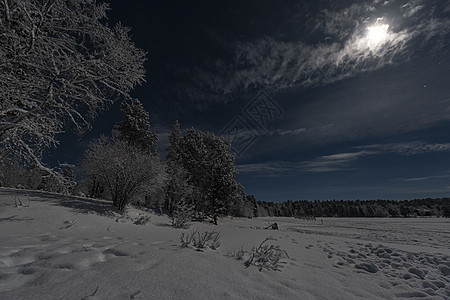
[2,100,450,222]
[254,198,450,218]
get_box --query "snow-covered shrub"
[83,137,165,210]
[172,205,193,229]
[14,194,31,207]
[225,247,247,261]
[226,238,288,271]
[180,228,221,250]
[244,238,289,271]
[133,213,151,225]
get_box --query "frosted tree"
[231,184,254,218]
[114,99,157,155]
[179,128,238,225]
[166,121,182,163]
[83,137,164,210]
[0,149,41,189]
[247,194,259,217]
[165,121,193,224]
[0,0,146,186]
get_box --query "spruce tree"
[179,128,238,224]
[166,121,182,164]
[115,99,158,155]
[165,121,193,215]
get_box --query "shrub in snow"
[133,213,151,225]
[244,238,289,271]
[226,237,289,271]
[14,194,31,207]
[180,228,221,250]
[59,219,76,230]
[172,203,193,229]
[225,247,247,261]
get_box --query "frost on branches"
[0,0,146,186]
[179,129,239,225]
[114,99,158,155]
[83,137,164,210]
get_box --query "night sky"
[52,0,450,203]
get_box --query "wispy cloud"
[234,127,307,137]
[174,0,449,101]
[277,128,306,136]
[392,173,450,184]
[359,142,450,155]
[402,176,432,182]
[219,126,306,142]
[238,140,450,177]
[237,150,373,176]
[301,150,374,173]
[237,161,294,177]
[400,175,450,182]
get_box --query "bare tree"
[83,137,165,210]
[0,0,146,185]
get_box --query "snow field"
[0,188,449,299]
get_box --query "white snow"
[0,188,449,299]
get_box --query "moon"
[366,24,389,46]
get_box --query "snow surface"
[0,188,449,299]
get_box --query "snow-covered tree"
[164,121,193,215]
[179,128,238,224]
[83,137,164,210]
[0,149,41,189]
[231,184,254,218]
[0,0,146,185]
[247,194,259,217]
[114,99,157,155]
[166,120,182,164]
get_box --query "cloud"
[237,150,373,176]
[175,0,449,102]
[402,176,431,182]
[237,161,294,177]
[302,150,374,172]
[359,142,450,155]
[400,175,450,182]
[277,128,306,135]
[238,141,450,177]
[401,1,425,18]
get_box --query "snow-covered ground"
[0,188,449,299]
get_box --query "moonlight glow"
[367,24,389,46]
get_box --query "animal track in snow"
[325,243,449,299]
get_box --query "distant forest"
[254,198,450,218]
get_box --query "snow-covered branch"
[0,0,146,173]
